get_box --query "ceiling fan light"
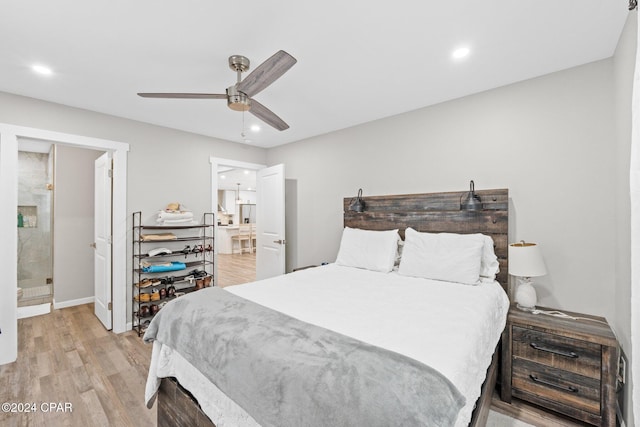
[228,99,251,112]
[226,86,251,111]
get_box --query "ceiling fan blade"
[236,50,296,97]
[249,99,289,131]
[137,93,227,99]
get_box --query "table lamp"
[509,241,547,311]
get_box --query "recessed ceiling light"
[220,174,226,179]
[243,170,250,175]
[32,64,53,75]
[452,47,470,59]
[250,125,261,132]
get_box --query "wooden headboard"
[343,189,509,292]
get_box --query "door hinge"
[107,236,112,244]
[108,302,112,311]
[108,169,113,178]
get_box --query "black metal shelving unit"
[132,211,214,336]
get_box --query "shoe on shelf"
[134,293,151,303]
[160,276,174,285]
[150,290,161,301]
[189,269,207,278]
[135,279,152,288]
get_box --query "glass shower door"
[17,148,53,303]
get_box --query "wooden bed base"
[157,188,509,427]
[157,377,214,427]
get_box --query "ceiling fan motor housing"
[226,85,251,111]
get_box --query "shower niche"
[17,205,38,228]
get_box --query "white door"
[256,164,285,280]
[94,152,112,330]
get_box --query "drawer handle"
[530,342,579,358]
[529,374,579,393]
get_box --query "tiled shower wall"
[17,151,52,289]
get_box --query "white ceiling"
[0,1,629,148]
[218,168,256,192]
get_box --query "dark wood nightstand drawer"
[512,326,601,379]
[512,358,600,415]
[502,306,618,426]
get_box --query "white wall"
[613,12,636,426]
[0,132,18,364]
[53,145,103,305]
[269,59,617,319]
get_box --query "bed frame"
[157,188,510,427]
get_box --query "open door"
[256,164,285,280]
[93,152,112,330]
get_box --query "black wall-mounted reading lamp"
[460,180,483,211]
[349,188,365,212]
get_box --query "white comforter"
[146,264,509,427]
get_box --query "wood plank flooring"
[216,252,256,287]
[0,304,155,427]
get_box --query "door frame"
[0,123,129,365]
[210,157,266,286]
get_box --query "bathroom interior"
[17,141,54,309]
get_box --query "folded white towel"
[158,210,194,220]
[148,247,172,257]
[156,218,198,225]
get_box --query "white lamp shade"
[509,242,547,277]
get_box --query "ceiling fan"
[138,50,297,131]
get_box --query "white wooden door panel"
[94,152,112,330]
[256,164,285,280]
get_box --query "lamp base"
[514,278,537,312]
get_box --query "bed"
[144,188,510,427]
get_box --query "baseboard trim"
[17,303,51,319]
[53,296,95,310]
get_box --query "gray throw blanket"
[144,287,465,427]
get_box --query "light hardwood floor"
[216,252,256,287]
[0,304,155,427]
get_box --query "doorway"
[0,124,129,366]
[211,158,265,287]
[16,141,104,318]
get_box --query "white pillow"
[398,228,484,285]
[335,227,399,273]
[478,234,500,279]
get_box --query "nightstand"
[501,305,619,426]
